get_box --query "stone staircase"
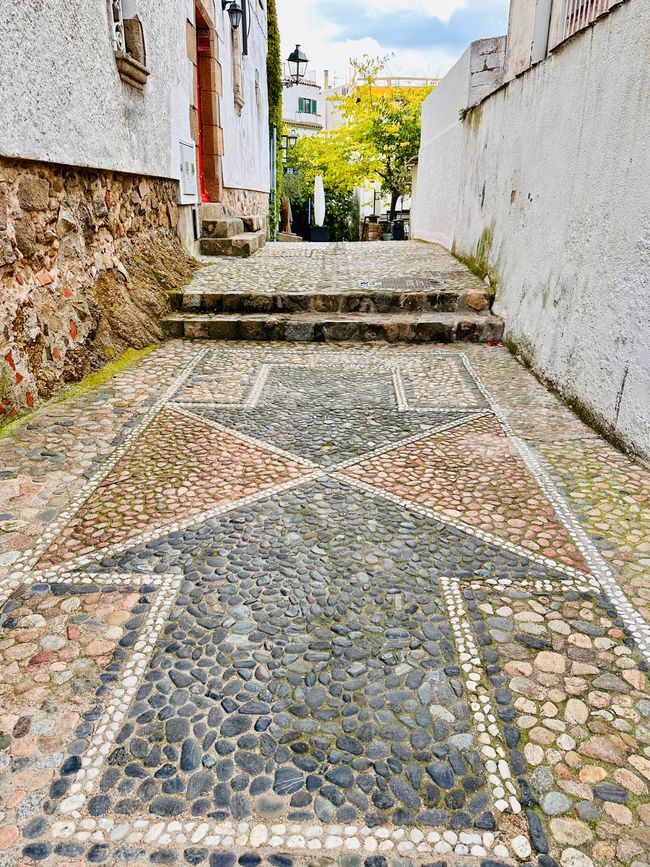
[163,241,504,344]
[199,204,266,258]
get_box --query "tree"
[291,56,433,221]
[282,163,360,242]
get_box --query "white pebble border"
[461,352,650,659]
[59,574,182,816]
[243,363,272,408]
[465,573,594,596]
[391,367,410,411]
[49,817,515,860]
[36,571,180,587]
[441,576,522,817]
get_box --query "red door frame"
[196,24,210,203]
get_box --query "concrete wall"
[410,39,505,249]
[411,0,650,461]
[219,0,270,196]
[0,0,194,183]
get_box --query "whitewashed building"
[0,0,270,417]
[410,0,650,463]
[281,67,324,139]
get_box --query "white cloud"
[276,0,463,88]
[363,0,467,23]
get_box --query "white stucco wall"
[410,39,505,248]
[412,0,650,460]
[0,0,195,182]
[219,0,270,193]
[410,48,471,249]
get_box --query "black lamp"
[287,44,309,84]
[281,131,299,156]
[222,0,243,30]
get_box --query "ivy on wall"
[266,0,283,236]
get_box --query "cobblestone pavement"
[188,243,483,296]
[0,340,649,867]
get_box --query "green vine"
[266,0,283,238]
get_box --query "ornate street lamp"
[285,44,309,87]
[222,0,243,30]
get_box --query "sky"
[276,0,510,88]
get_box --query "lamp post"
[284,44,309,87]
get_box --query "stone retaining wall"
[0,158,196,421]
[221,187,269,222]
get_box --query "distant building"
[281,66,323,138]
[322,72,439,132]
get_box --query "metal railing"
[563,0,610,38]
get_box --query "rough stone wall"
[221,188,269,221]
[468,38,506,106]
[0,158,196,421]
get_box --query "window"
[298,97,318,115]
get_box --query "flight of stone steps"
[200,204,267,258]
[162,242,504,344]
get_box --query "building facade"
[410,0,649,462]
[281,69,324,138]
[0,0,270,418]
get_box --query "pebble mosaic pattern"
[37,408,310,568]
[0,324,648,867]
[344,414,588,571]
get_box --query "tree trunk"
[389,190,399,223]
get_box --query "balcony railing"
[282,111,323,127]
[563,0,610,38]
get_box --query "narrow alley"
[0,243,649,867]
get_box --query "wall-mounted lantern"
[280,130,298,162]
[222,0,243,30]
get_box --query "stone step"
[168,287,491,315]
[161,311,504,343]
[200,230,266,258]
[201,216,245,239]
[242,214,266,233]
